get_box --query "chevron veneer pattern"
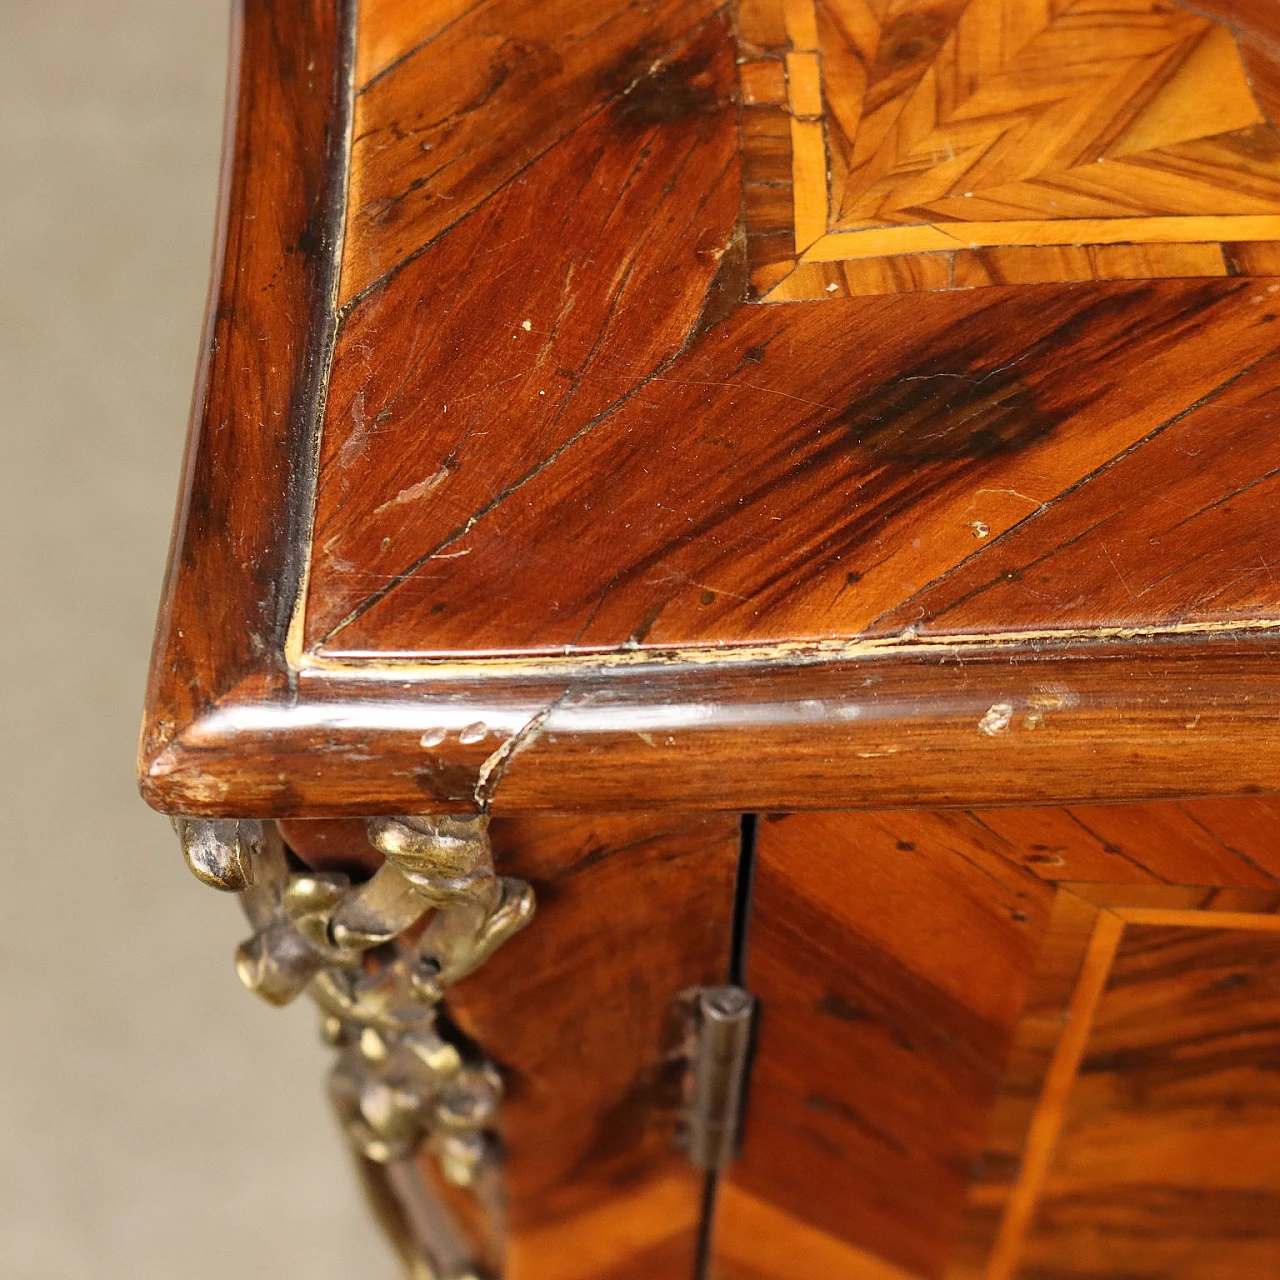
[739,0,1280,298]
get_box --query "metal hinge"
[684,985,757,1171]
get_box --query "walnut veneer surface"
[139,0,1280,817]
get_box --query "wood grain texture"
[958,796,1280,889]
[340,0,721,303]
[310,279,1280,656]
[715,1183,919,1279]
[1015,921,1280,1279]
[954,887,1280,1280]
[431,812,738,1280]
[140,0,1280,817]
[875,348,1280,636]
[720,810,1053,1278]
[309,11,742,649]
[722,801,1280,1279]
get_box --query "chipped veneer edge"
[289,616,1280,681]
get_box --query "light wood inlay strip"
[783,0,819,51]
[790,117,828,251]
[802,217,1280,263]
[1112,907,1280,930]
[985,907,1125,1280]
[785,50,823,118]
[804,225,961,260]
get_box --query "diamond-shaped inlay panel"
[739,0,1280,298]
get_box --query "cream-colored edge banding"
[785,0,828,253]
[985,908,1124,1280]
[1112,907,1280,929]
[295,616,1280,680]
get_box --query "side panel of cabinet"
[434,812,740,1280]
[716,799,1280,1280]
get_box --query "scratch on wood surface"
[1101,543,1134,599]
[372,468,451,515]
[976,487,1047,509]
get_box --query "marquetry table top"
[140,0,1280,816]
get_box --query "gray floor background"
[1,2,394,1275]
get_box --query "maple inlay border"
[738,0,1280,299]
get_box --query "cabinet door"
[434,813,739,1280]
[715,800,1280,1280]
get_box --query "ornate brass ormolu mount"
[173,814,534,1188]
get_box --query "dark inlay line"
[354,0,489,97]
[283,0,358,691]
[694,813,761,1280]
[1172,802,1278,884]
[692,1171,717,1280]
[315,130,741,647]
[731,813,759,987]
[338,12,733,319]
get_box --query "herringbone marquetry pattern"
[738,0,1280,297]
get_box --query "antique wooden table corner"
[141,0,1280,1277]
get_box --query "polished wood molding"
[143,639,1280,815]
[140,0,355,775]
